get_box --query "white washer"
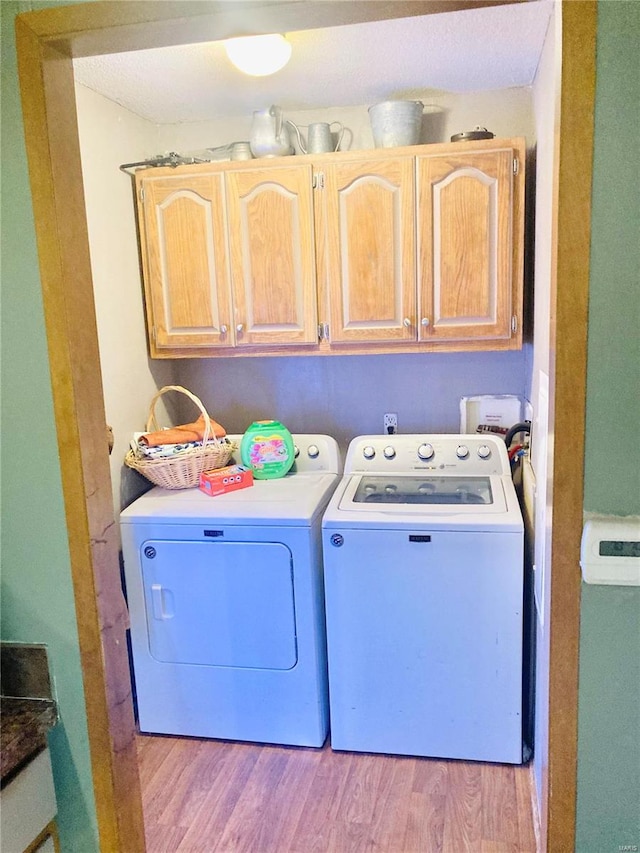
[322,434,526,764]
[120,435,340,747]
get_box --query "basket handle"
[145,385,218,447]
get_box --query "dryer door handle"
[151,583,174,619]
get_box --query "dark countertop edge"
[1,697,58,787]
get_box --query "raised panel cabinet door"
[417,147,517,343]
[323,158,417,344]
[225,165,318,346]
[138,174,233,352]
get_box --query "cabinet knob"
[220,324,228,334]
[236,323,244,333]
[421,317,430,327]
[403,317,412,328]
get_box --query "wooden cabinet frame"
[13,2,596,851]
[135,138,525,359]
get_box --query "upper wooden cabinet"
[137,165,317,355]
[133,138,525,358]
[137,173,232,351]
[323,158,416,344]
[416,145,521,344]
[225,165,318,347]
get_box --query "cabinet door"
[417,148,516,343]
[323,158,416,344]
[138,174,233,351]
[225,165,318,346]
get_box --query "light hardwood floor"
[137,734,538,852]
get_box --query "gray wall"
[576,3,640,851]
[179,351,527,452]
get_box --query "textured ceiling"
[73,1,553,124]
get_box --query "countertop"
[1,697,58,786]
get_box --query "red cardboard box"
[199,464,254,497]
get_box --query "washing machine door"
[140,540,297,670]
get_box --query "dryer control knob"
[363,445,376,460]
[456,444,470,459]
[477,444,492,459]
[294,445,300,458]
[417,443,435,461]
[383,446,396,459]
[307,444,320,459]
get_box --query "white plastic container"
[369,100,423,148]
[460,395,522,433]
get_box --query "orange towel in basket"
[139,414,226,447]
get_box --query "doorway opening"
[14,2,595,850]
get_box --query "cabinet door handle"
[421,317,430,327]
[403,317,412,328]
[220,324,228,334]
[236,323,244,333]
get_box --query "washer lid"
[323,473,523,532]
[339,473,507,514]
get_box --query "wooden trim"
[13,1,597,851]
[139,335,522,360]
[14,15,145,853]
[24,0,520,55]
[546,2,597,850]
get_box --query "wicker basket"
[124,385,235,489]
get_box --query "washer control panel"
[345,434,509,476]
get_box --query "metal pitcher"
[287,120,344,154]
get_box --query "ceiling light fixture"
[224,33,292,77]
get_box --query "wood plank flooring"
[137,734,538,852]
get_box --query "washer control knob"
[383,445,396,459]
[294,445,300,458]
[417,443,435,461]
[477,444,492,459]
[456,444,470,459]
[307,444,320,459]
[363,445,376,460]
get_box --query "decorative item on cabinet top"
[287,120,344,154]
[119,145,252,172]
[128,137,526,359]
[369,100,424,148]
[119,151,208,174]
[451,126,495,143]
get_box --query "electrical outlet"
[384,413,398,434]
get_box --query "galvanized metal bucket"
[369,100,424,148]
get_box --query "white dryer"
[120,435,340,747]
[322,434,527,764]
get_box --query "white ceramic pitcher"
[250,105,293,158]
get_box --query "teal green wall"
[576,2,640,851]
[0,2,99,850]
